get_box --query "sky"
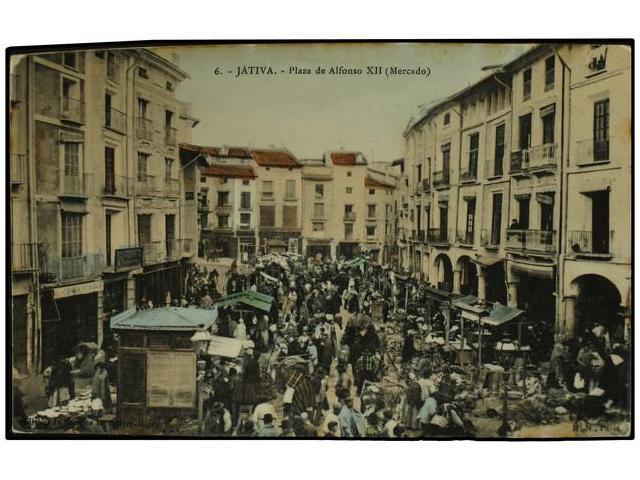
[156,43,533,164]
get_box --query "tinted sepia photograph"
[6,41,633,439]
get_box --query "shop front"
[135,261,183,308]
[337,241,359,260]
[40,280,103,369]
[306,239,332,261]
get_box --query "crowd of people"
[180,253,486,438]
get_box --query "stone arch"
[569,274,624,339]
[432,253,453,292]
[455,255,478,296]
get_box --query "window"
[539,193,554,232]
[368,204,376,218]
[242,179,250,186]
[105,147,115,194]
[542,108,555,145]
[523,68,532,101]
[104,93,112,127]
[165,110,173,129]
[593,99,610,161]
[217,191,230,207]
[544,56,555,90]
[220,178,228,184]
[490,193,502,245]
[312,222,324,232]
[417,164,422,182]
[138,67,149,79]
[147,352,196,408]
[138,214,151,245]
[137,152,149,181]
[346,187,353,194]
[64,143,80,177]
[465,198,476,238]
[494,124,505,177]
[517,197,530,229]
[366,226,376,238]
[106,52,117,80]
[315,184,324,199]
[369,189,375,195]
[519,114,532,150]
[262,180,274,199]
[283,205,297,229]
[240,192,251,209]
[347,171,352,177]
[137,98,149,119]
[166,81,174,92]
[344,223,353,239]
[441,144,451,183]
[260,205,275,227]
[63,52,77,69]
[285,179,296,199]
[444,112,450,125]
[165,158,173,180]
[468,133,479,177]
[217,215,229,228]
[314,203,324,218]
[200,176,206,183]
[61,213,82,257]
[240,213,251,227]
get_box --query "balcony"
[104,107,126,134]
[433,171,450,189]
[456,230,475,246]
[106,59,119,82]
[141,241,164,265]
[481,229,501,248]
[528,143,557,174]
[11,154,27,185]
[576,138,610,165]
[506,229,556,254]
[136,117,153,141]
[568,230,613,257]
[136,174,159,196]
[61,173,92,197]
[343,211,356,222]
[61,96,85,124]
[164,177,180,197]
[102,174,132,198]
[427,228,450,245]
[40,253,105,283]
[460,169,477,184]
[261,192,274,201]
[417,230,427,243]
[12,243,37,272]
[510,150,530,177]
[422,178,431,193]
[165,127,177,147]
[166,238,182,260]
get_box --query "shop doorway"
[434,254,453,292]
[572,274,623,341]
[457,256,478,296]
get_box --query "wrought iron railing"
[456,229,475,245]
[165,127,177,146]
[136,117,153,140]
[433,170,450,187]
[136,174,158,196]
[62,173,92,197]
[576,138,610,164]
[105,106,126,133]
[481,228,501,247]
[141,241,163,265]
[11,154,27,184]
[427,227,450,244]
[568,230,613,255]
[41,253,105,282]
[103,174,132,197]
[61,96,85,123]
[12,243,37,272]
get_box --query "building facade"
[9,48,198,374]
[399,43,631,345]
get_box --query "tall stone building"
[9,48,198,374]
[399,43,631,345]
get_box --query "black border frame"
[5,38,635,440]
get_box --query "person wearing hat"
[256,413,279,437]
[205,400,232,435]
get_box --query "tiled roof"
[251,149,301,168]
[203,164,256,179]
[110,307,217,331]
[330,152,358,166]
[179,143,220,155]
[227,147,252,158]
[365,176,395,189]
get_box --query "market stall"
[110,306,218,425]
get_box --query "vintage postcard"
[7,41,633,439]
